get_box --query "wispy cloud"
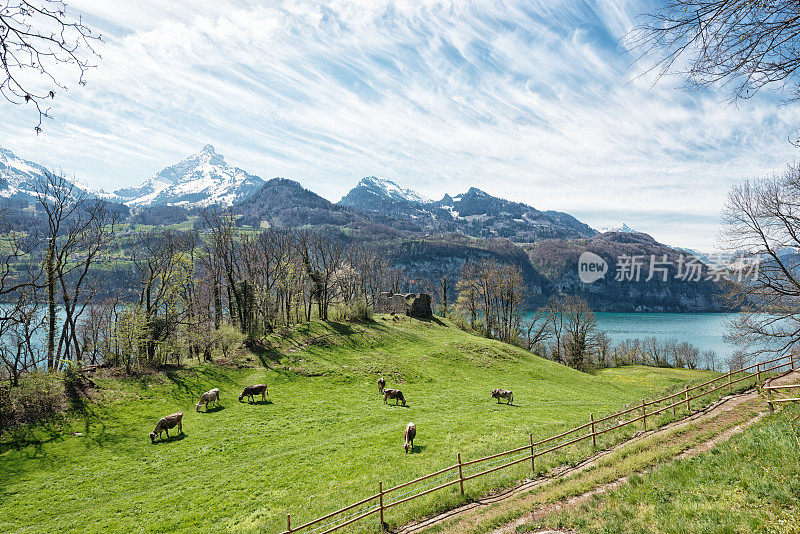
[1,0,798,249]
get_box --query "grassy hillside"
[538,404,800,533]
[0,316,713,533]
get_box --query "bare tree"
[523,307,550,353]
[35,172,117,368]
[455,261,480,330]
[703,349,718,371]
[722,166,800,363]
[595,331,612,368]
[0,0,101,130]
[562,295,597,370]
[545,298,566,363]
[631,1,800,103]
[438,276,448,317]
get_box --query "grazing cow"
[383,388,406,406]
[491,389,513,405]
[404,422,416,454]
[150,412,183,443]
[196,388,221,412]
[377,377,386,393]
[239,384,268,403]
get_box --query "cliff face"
[526,232,729,312]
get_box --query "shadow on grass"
[69,399,124,448]
[151,432,187,445]
[197,405,225,413]
[239,399,273,406]
[323,321,360,336]
[161,365,239,400]
[409,444,427,454]
[0,424,62,456]
[250,345,283,367]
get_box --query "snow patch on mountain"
[600,222,638,233]
[0,146,113,201]
[358,176,432,204]
[117,145,265,208]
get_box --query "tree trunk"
[46,245,56,370]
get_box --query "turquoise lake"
[594,312,737,358]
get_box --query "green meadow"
[0,316,713,533]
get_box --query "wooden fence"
[764,382,800,412]
[281,353,798,534]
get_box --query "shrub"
[214,324,246,359]
[0,372,64,434]
[331,301,373,322]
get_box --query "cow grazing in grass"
[196,388,220,412]
[239,384,268,403]
[377,377,386,393]
[404,422,416,454]
[150,412,183,443]
[383,388,406,406]
[491,389,513,405]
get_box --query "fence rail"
[281,353,798,534]
[765,381,800,411]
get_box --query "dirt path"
[395,370,800,534]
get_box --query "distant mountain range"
[0,144,264,209]
[1,143,599,240]
[339,176,597,242]
[0,144,730,311]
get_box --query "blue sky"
[2,0,800,250]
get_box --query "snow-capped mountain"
[339,178,596,242]
[339,176,431,207]
[0,146,115,202]
[599,222,638,233]
[115,145,265,208]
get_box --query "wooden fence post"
[756,363,761,385]
[529,433,535,476]
[457,453,464,495]
[728,369,733,394]
[379,482,385,528]
[685,384,690,411]
[672,395,676,416]
[590,413,596,449]
[768,389,774,413]
[641,399,647,431]
[791,353,795,371]
[287,514,291,533]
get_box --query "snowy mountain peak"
[356,176,432,204]
[115,146,264,208]
[600,222,637,233]
[0,145,107,202]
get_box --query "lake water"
[595,312,737,358]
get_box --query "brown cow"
[383,388,406,406]
[149,412,183,443]
[491,389,513,405]
[404,422,416,454]
[239,384,268,402]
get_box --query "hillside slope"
[0,317,712,533]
